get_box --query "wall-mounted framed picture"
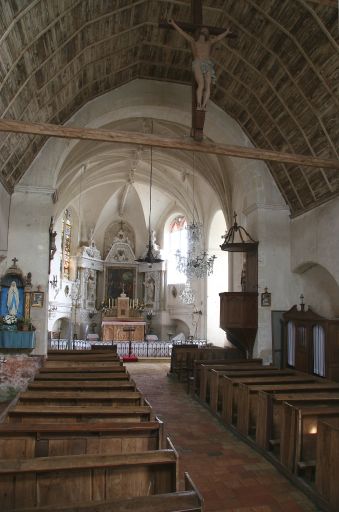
[106,266,136,299]
[31,291,44,308]
[261,287,271,307]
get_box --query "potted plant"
[22,318,31,331]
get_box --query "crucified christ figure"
[169,19,232,111]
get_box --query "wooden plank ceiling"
[0,0,338,216]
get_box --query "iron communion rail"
[48,339,207,358]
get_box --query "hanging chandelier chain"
[149,146,153,234]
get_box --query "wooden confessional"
[219,214,258,358]
[283,302,339,382]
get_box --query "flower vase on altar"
[1,314,18,331]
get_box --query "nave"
[126,361,319,512]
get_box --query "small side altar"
[0,330,36,349]
[101,318,145,341]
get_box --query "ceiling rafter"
[246,0,339,109]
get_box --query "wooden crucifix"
[160,0,235,141]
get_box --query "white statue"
[87,270,96,301]
[145,277,155,303]
[7,281,19,316]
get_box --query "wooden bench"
[279,401,339,476]
[0,445,178,510]
[12,472,203,512]
[6,404,154,424]
[39,363,123,373]
[170,345,236,382]
[236,378,337,437]
[43,361,122,369]
[316,417,339,512]
[0,420,165,458]
[18,390,144,407]
[209,368,301,415]
[190,357,262,396]
[199,362,268,403]
[220,373,320,426]
[47,354,120,362]
[34,371,128,380]
[184,347,244,384]
[254,383,339,450]
[47,348,118,357]
[28,380,135,391]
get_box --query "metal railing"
[48,338,173,357]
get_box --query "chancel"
[0,2,339,512]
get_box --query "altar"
[0,330,36,349]
[101,319,146,341]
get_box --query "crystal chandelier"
[176,248,216,279]
[176,154,216,279]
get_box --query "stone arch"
[293,261,339,318]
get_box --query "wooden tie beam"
[0,118,338,170]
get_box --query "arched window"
[165,215,187,284]
[61,209,72,280]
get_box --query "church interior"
[0,1,338,511]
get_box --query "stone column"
[7,185,55,355]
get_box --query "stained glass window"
[62,209,72,280]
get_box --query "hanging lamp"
[220,212,258,252]
[136,146,163,265]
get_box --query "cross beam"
[0,118,338,170]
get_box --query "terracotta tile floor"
[126,362,321,512]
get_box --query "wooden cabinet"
[283,305,339,382]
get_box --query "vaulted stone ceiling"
[0,0,338,216]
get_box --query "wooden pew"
[38,363,123,373]
[43,361,122,369]
[12,472,203,512]
[47,348,117,357]
[316,418,339,512]
[34,371,128,380]
[28,380,135,391]
[170,345,240,382]
[209,368,301,415]
[169,344,195,376]
[0,445,178,510]
[47,354,120,362]
[236,379,339,437]
[184,346,244,384]
[0,420,165,459]
[255,383,339,449]
[6,404,154,424]
[199,362,267,403]
[190,357,262,396]
[221,373,322,426]
[18,390,144,407]
[279,401,339,477]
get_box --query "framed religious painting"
[261,287,271,307]
[106,267,136,300]
[31,291,44,308]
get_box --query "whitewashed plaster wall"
[0,182,10,267]
[290,197,339,319]
[7,186,54,354]
[14,79,296,356]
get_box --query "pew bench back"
[0,448,178,511]
[0,420,164,459]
